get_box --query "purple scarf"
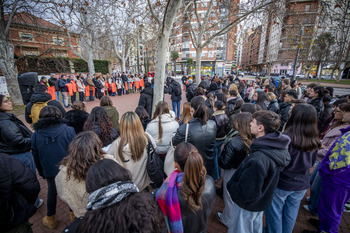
[156,170,184,233]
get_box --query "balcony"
[182,48,190,52]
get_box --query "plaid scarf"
[86,181,139,211]
[156,170,184,233]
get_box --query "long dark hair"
[175,142,206,212]
[232,112,254,153]
[75,159,164,233]
[256,91,268,109]
[83,107,114,146]
[135,106,150,121]
[152,101,170,143]
[284,104,321,151]
[191,96,209,125]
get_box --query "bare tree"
[0,0,43,104]
[48,0,114,76]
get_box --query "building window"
[208,51,214,57]
[201,13,205,18]
[20,33,33,40]
[305,5,310,12]
[211,12,216,17]
[53,37,64,45]
[303,16,309,24]
[202,2,207,7]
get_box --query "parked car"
[321,74,332,80]
[295,73,312,79]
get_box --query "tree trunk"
[122,57,126,73]
[152,0,183,114]
[0,39,23,105]
[87,45,95,76]
[337,69,343,81]
[195,48,202,84]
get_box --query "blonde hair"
[266,92,276,101]
[118,112,147,162]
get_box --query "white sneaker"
[36,198,44,208]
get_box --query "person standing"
[58,75,70,108]
[76,75,85,102]
[48,74,60,101]
[86,74,95,102]
[264,104,321,233]
[166,78,182,119]
[186,78,196,102]
[31,106,76,229]
[138,82,153,117]
[227,110,291,233]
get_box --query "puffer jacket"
[211,110,230,140]
[0,112,32,155]
[219,134,247,170]
[25,92,66,124]
[31,118,76,178]
[172,118,217,177]
[178,176,216,233]
[138,86,153,117]
[0,153,40,232]
[166,80,182,102]
[146,114,179,154]
[267,99,279,113]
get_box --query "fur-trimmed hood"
[33,117,67,131]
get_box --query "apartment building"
[241,26,262,72]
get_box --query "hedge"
[15,56,110,74]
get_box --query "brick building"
[6,12,80,59]
[170,0,239,76]
[257,0,319,75]
[241,26,262,72]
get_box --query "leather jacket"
[219,134,248,170]
[211,110,230,140]
[178,176,216,233]
[0,112,32,155]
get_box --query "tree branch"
[146,0,161,26]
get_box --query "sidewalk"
[22,91,349,233]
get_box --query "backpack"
[173,82,182,96]
[29,100,50,124]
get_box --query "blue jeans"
[230,203,263,233]
[264,188,307,233]
[89,90,94,101]
[55,91,60,102]
[172,100,181,119]
[213,139,224,181]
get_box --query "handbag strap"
[185,123,189,142]
[146,134,155,155]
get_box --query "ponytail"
[175,142,206,212]
[158,115,163,143]
[191,96,209,125]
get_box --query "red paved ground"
[16,89,350,233]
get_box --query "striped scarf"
[156,170,184,233]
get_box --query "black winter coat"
[211,110,230,140]
[88,124,119,148]
[178,176,216,233]
[138,87,153,117]
[279,102,291,131]
[166,80,182,102]
[64,110,89,134]
[219,134,247,170]
[0,153,40,232]
[32,118,76,178]
[227,132,291,212]
[0,112,32,155]
[186,83,196,102]
[267,99,279,114]
[308,97,325,127]
[58,79,69,92]
[48,77,60,91]
[172,118,217,177]
[25,92,66,124]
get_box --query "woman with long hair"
[64,101,89,134]
[55,131,117,221]
[179,102,192,125]
[100,96,120,131]
[31,105,76,229]
[72,159,164,233]
[305,102,350,216]
[173,96,217,177]
[252,91,269,110]
[135,106,151,130]
[83,106,119,151]
[108,111,156,191]
[266,92,279,113]
[216,112,254,229]
[264,104,321,233]
[146,101,179,160]
[156,142,216,233]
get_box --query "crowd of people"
[0,72,350,233]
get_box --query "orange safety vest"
[71,81,77,93]
[105,81,109,89]
[140,78,144,87]
[111,83,117,93]
[135,81,140,89]
[48,86,56,100]
[85,86,90,96]
[125,82,128,91]
[66,83,73,96]
[93,87,95,96]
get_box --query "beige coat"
[55,154,116,217]
[108,132,155,191]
